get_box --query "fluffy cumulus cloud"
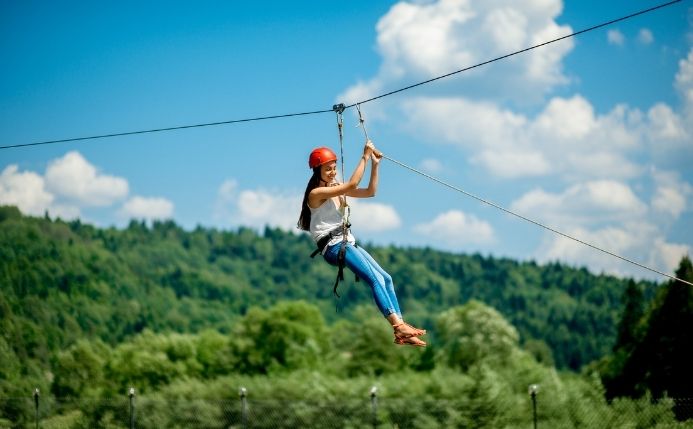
[0,165,54,216]
[414,210,495,247]
[0,151,172,223]
[510,176,690,278]
[535,222,689,279]
[608,29,625,46]
[510,180,648,226]
[650,169,692,218]
[420,158,444,174]
[647,103,687,141]
[45,151,128,206]
[349,200,402,232]
[676,49,693,115]
[403,94,646,180]
[638,28,654,45]
[214,179,301,230]
[214,180,403,233]
[340,0,573,105]
[119,197,174,221]
[236,189,301,231]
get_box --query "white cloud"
[651,169,692,218]
[607,29,625,46]
[348,200,402,232]
[340,0,574,105]
[215,179,238,210]
[414,209,495,247]
[119,196,174,221]
[472,149,550,178]
[533,95,596,140]
[536,222,689,280]
[420,158,444,174]
[511,171,692,279]
[45,151,128,206]
[1,151,176,223]
[0,165,54,216]
[647,103,687,140]
[215,180,301,230]
[511,180,647,227]
[236,189,301,230]
[638,28,654,45]
[676,48,693,113]
[650,239,690,276]
[403,94,643,180]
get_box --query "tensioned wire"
[379,154,693,287]
[0,0,680,151]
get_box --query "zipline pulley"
[332,103,346,115]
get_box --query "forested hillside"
[1,204,657,372]
[3,205,693,427]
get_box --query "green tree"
[235,301,329,374]
[106,330,202,393]
[51,339,109,398]
[601,280,646,399]
[436,300,520,371]
[338,309,412,377]
[637,257,693,418]
[614,280,645,351]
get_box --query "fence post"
[33,388,39,429]
[239,387,248,429]
[370,386,378,429]
[528,384,539,429]
[128,387,136,429]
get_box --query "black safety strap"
[309,226,359,299]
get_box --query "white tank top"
[309,198,356,249]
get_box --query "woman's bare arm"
[308,142,373,207]
[347,150,381,198]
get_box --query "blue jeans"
[323,242,402,318]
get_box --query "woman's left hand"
[371,150,382,165]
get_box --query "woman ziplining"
[297,94,690,351]
[297,141,428,347]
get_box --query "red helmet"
[308,147,337,169]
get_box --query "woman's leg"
[353,246,402,317]
[352,246,426,340]
[323,243,398,317]
[323,244,425,345]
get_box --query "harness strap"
[309,227,360,299]
[334,240,347,298]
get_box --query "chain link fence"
[2,390,693,428]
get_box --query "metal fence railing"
[1,388,692,428]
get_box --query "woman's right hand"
[363,140,375,158]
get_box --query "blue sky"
[1,0,692,282]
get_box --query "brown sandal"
[392,322,426,338]
[394,335,427,347]
[392,322,427,347]
[405,322,426,336]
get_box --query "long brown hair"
[297,167,321,231]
